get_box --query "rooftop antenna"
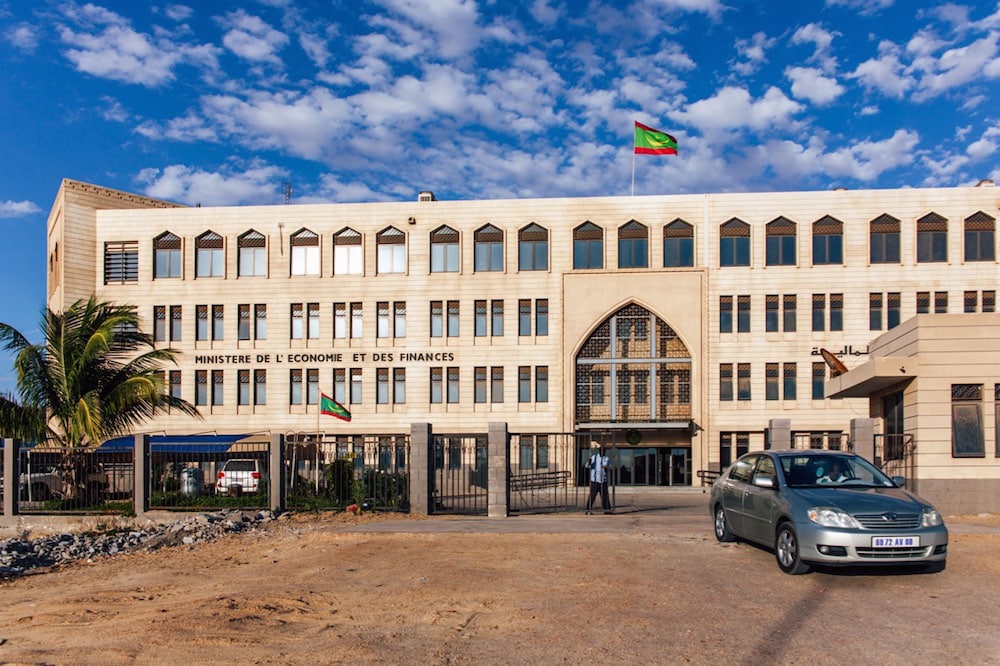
[282,182,293,204]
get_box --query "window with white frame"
[238,230,267,277]
[290,228,320,276]
[333,228,363,275]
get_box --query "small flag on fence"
[320,393,352,421]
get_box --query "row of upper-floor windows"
[718,361,838,402]
[160,365,549,407]
[151,299,550,343]
[718,289,996,334]
[101,210,999,284]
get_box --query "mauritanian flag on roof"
[634,121,678,155]
[320,393,352,421]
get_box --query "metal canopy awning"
[826,357,919,398]
[98,434,254,453]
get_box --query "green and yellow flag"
[320,393,352,421]
[634,121,678,155]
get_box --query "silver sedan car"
[710,450,948,574]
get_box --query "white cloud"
[164,5,193,22]
[530,0,561,25]
[824,0,893,16]
[0,200,41,218]
[5,23,38,51]
[731,31,776,76]
[820,129,919,180]
[850,43,913,99]
[219,10,289,64]
[785,66,845,104]
[791,23,840,72]
[912,33,1000,101]
[373,0,482,58]
[642,0,726,20]
[668,86,804,133]
[136,163,289,206]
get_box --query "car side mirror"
[753,474,775,489]
[892,475,906,488]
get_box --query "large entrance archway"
[575,303,693,486]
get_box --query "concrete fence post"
[488,422,509,518]
[269,433,285,513]
[767,419,792,450]
[409,423,432,516]
[2,438,19,524]
[133,434,150,521]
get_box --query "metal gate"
[508,433,579,514]
[431,434,487,515]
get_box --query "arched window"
[518,223,548,271]
[765,217,796,266]
[663,219,693,267]
[573,222,603,269]
[719,219,750,267]
[154,232,182,278]
[870,214,900,264]
[964,211,995,262]
[238,230,266,277]
[474,224,504,272]
[195,231,224,277]
[430,225,459,273]
[333,228,363,275]
[812,216,843,265]
[377,227,407,274]
[917,212,948,263]
[618,220,648,269]
[290,228,320,276]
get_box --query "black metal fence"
[14,447,134,515]
[875,433,915,482]
[148,441,270,511]
[508,433,579,514]
[431,434,487,515]
[791,431,851,451]
[284,435,409,512]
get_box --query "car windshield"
[224,460,257,472]
[780,455,895,488]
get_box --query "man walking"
[585,441,611,514]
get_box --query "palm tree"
[0,297,200,496]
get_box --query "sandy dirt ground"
[1,502,998,665]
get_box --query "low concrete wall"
[914,478,1000,516]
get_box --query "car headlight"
[807,507,860,529]
[922,508,944,527]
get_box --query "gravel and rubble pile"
[0,510,280,579]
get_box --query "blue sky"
[1,0,999,388]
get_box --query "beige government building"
[44,178,1000,513]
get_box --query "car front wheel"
[713,505,735,542]
[775,522,811,575]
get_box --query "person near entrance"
[586,441,611,514]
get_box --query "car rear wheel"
[775,522,811,575]
[714,505,735,542]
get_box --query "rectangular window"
[430,367,443,404]
[238,304,251,340]
[812,363,826,400]
[393,301,406,338]
[475,300,487,337]
[447,367,460,403]
[377,368,389,404]
[720,237,750,267]
[783,295,796,332]
[870,229,900,263]
[869,293,883,331]
[916,291,930,314]
[719,296,733,333]
[765,295,778,332]
[536,366,549,403]
[737,363,751,401]
[308,303,320,339]
[170,305,182,341]
[536,299,548,336]
[170,370,182,401]
[447,301,460,337]
[888,292,901,329]
[290,369,303,405]
[377,302,390,338]
[430,301,443,338]
[491,367,504,403]
[210,370,224,405]
[966,226,995,262]
[737,295,750,333]
[474,367,487,403]
[350,302,363,339]
[254,369,267,405]
[519,300,531,336]
[783,363,797,400]
[334,303,348,339]
[254,304,267,340]
[812,294,825,332]
[935,291,948,314]
[104,241,139,284]
[918,228,948,263]
[291,303,304,340]
[830,294,843,332]
[195,369,207,406]
[238,369,250,406]
[985,291,996,313]
[154,306,167,342]
[491,300,504,337]
[519,366,531,402]
[965,291,978,313]
[350,368,362,404]
[720,363,733,402]
[813,232,843,265]
[952,384,984,457]
[393,368,406,404]
[334,368,347,404]
[196,305,209,341]
[212,305,224,341]
[307,368,319,405]
[765,363,779,401]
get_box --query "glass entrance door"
[610,447,691,486]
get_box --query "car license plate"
[871,535,920,548]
